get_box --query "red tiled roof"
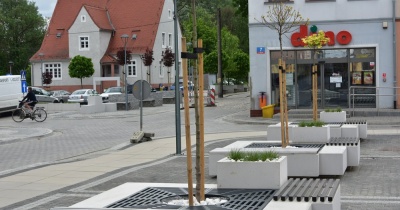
[30,0,165,63]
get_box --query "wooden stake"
[197,39,205,201]
[282,61,290,147]
[313,65,317,121]
[181,38,194,206]
[278,59,285,147]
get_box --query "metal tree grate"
[106,187,275,209]
[245,143,325,152]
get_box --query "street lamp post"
[39,53,44,87]
[121,34,129,111]
[8,61,13,75]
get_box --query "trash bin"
[262,104,275,118]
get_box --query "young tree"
[162,47,175,88]
[0,0,46,74]
[302,30,330,120]
[261,1,308,147]
[68,55,95,88]
[140,48,154,85]
[116,48,132,66]
[42,72,53,86]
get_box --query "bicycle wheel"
[12,109,26,122]
[33,109,47,122]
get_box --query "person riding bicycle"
[22,87,37,114]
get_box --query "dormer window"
[81,15,86,22]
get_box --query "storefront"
[270,47,376,109]
[248,0,397,116]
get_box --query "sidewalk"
[2,99,400,209]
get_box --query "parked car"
[31,87,59,103]
[68,89,99,104]
[100,87,122,103]
[50,90,71,103]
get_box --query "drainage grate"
[245,143,325,152]
[106,187,275,209]
[328,137,359,146]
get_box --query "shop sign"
[291,25,352,47]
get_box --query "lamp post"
[8,61,13,75]
[121,34,129,111]
[39,53,44,87]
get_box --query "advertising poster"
[352,72,362,85]
[363,71,374,85]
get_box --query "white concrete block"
[320,111,346,123]
[209,141,321,177]
[346,142,360,166]
[328,124,342,138]
[88,96,102,105]
[267,122,295,140]
[291,126,330,143]
[319,146,347,175]
[358,123,368,139]
[264,201,312,210]
[217,156,288,189]
[341,124,359,139]
[104,103,117,112]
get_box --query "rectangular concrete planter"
[291,126,330,143]
[217,156,288,189]
[209,141,321,177]
[40,103,80,112]
[320,111,346,123]
[267,122,295,140]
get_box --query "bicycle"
[12,101,47,122]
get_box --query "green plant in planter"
[298,120,325,127]
[228,149,244,161]
[227,150,279,161]
[324,107,342,112]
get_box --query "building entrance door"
[296,62,348,108]
[320,63,348,108]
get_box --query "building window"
[44,63,62,80]
[127,60,137,77]
[168,9,172,19]
[81,15,86,22]
[79,36,89,50]
[160,63,164,77]
[168,33,172,47]
[162,33,166,48]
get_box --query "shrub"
[324,107,342,112]
[298,120,325,127]
[227,150,279,161]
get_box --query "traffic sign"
[20,70,26,81]
[132,80,151,100]
[21,80,27,93]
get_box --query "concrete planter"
[320,111,346,123]
[291,126,330,143]
[217,156,287,189]
[39,103,80,112]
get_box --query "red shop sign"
[291,25,352,47]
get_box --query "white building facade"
[248,0,398,116]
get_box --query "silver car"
[31,87,59,103]
[68,89,99,104]
[50,90,71,103]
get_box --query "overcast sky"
[30,0,57,17]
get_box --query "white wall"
[248,0,396,109]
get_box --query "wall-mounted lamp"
[382,21,388,29]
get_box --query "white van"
[0,75,22,113]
